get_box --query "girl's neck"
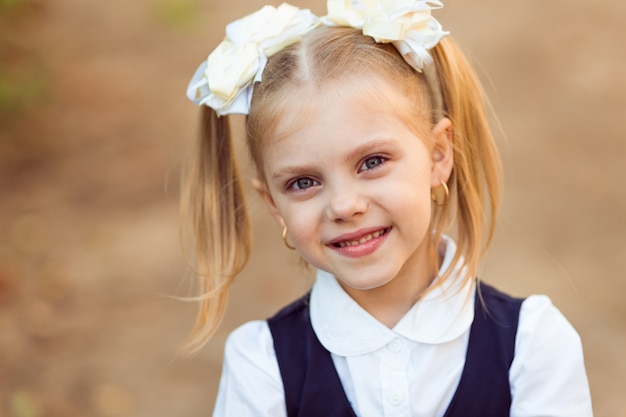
[338,241,440,328]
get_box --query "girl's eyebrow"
[271,164,317,183]
[343,138,399,163]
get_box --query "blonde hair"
[180,26,500,354]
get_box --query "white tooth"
[338,230,386,248]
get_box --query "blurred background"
[0,0,624,416]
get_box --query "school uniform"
[213,239,593,417]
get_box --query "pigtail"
[179,107,251,355]
[430,37,502,285]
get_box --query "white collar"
[310,237,476,356]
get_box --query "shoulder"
[517,294,583,350]
[510,295,593,416]
[214,321,286,417]
[223,320,276,365]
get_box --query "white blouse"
[213,240,593,417]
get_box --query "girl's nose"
[325,185,368,222]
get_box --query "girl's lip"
[326,227,390,246]
[326,226,391,258]
[326,226,391,247]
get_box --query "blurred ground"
[0,0,624,416]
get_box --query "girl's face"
[256,77,453,304]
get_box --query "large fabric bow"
[325,0,448,71]
[186,3,320,116]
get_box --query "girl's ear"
[251,178,286,227]
[430,117,454,187]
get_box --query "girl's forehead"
[270,73,428,142]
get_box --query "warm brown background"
[1,0,624,416]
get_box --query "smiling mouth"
[332,228,390,248]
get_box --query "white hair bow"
[324,0,448,71]
[186,3,320,116]
[187,1,448,115]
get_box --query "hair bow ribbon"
[325,0,448,70]
[187,1,448,115]
[187,3,320,115]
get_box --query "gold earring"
[282,227,296,250]
[431,181,450,207]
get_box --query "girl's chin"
[335,275,396,293]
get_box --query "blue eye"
[290,177,319,190]
[359,156,385,172]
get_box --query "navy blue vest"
[268,282,523,417]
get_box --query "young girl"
[183,1,593,415]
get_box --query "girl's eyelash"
[359,155,388,172]
[286,177,319,191]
